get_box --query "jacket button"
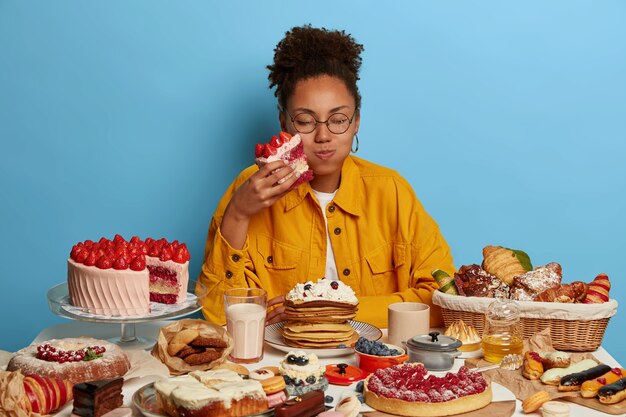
[267,256,273,264]
[334,227,342,235]
[328,205,336,213]
[231,254,240,262]
[225,270,233,279]
[343,268,351,276]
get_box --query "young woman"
[197,25,455,328]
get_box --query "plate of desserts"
[266,278,382,357]
[265,320,382,357]
[133,380,276,417]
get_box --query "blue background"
[1,1,625,364]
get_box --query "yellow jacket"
[197,156,455,329]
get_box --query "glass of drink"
[224,288,267,363]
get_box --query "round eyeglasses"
[283,108,357,135]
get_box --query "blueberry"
[356,394,365,403]
[295,356,309,366]
[306,375,316,384]
[287,354,297,364]
[337,344,347,348]
[283,375,293,385]
[355,381,364,393]
[325,395,334,404]
[331,281,339,290]
[304,284,312,290]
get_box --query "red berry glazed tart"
[363,363,492,417]
[68,234,190,316]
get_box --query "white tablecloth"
[26,321,623,417]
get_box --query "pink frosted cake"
[255,132,314,188]
[68,235,190,316]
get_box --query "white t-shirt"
[312,189,339,281]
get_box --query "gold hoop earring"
[351,134,359,153]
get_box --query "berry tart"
[364,363,492,417]
[254,131,314,189]
[7,337,130,385]
[278,351,328,396]
[68,235,190,316]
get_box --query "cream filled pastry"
[279,351,328,396]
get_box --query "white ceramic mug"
[387,302,430,346]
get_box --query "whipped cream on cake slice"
[255,132,314,189]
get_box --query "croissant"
[482,246,533,286]
[534,281,588,303]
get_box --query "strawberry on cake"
[364,363,492,417]
[255,131,313,189]
[68,234,190,316]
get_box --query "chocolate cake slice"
[72,378,124,417]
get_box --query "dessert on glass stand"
[47,234,207,349]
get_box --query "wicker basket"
[432,291,618,351]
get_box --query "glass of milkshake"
[224,288,267,363]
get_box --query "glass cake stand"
[47,280,207,350]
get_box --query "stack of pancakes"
[282,291,359,349]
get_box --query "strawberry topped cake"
[255,132,314,189]
[364,363,492,417]
[68,234,190,316]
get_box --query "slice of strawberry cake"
[68,235,190,316]
[255,132,314,188]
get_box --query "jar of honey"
[481,298,523,363]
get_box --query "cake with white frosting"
[278,351,328,396]
[68,235,190,316]
[154,370,268,417]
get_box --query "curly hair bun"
[268,25,364,110]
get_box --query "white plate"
[132,382,275,417]
[264,320,382,358]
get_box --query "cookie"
[176,345,205,359]
[335,395,361,417]
[190,336,228,348]
[167,329,200,356]
[182,348,222,365]
[260,375,286,395]
[522,391,551,413]
[250,368,275,381]
[212,362,250,377]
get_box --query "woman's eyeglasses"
[283,108,356,134]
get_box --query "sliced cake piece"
[72,378,123,417]
[255,131,314,189]
[145,238,190,304]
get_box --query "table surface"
[30,320,623,417]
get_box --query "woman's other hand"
[266,294,286,325]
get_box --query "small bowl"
[354,343,409,373]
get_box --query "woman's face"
[281,75,360,192]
